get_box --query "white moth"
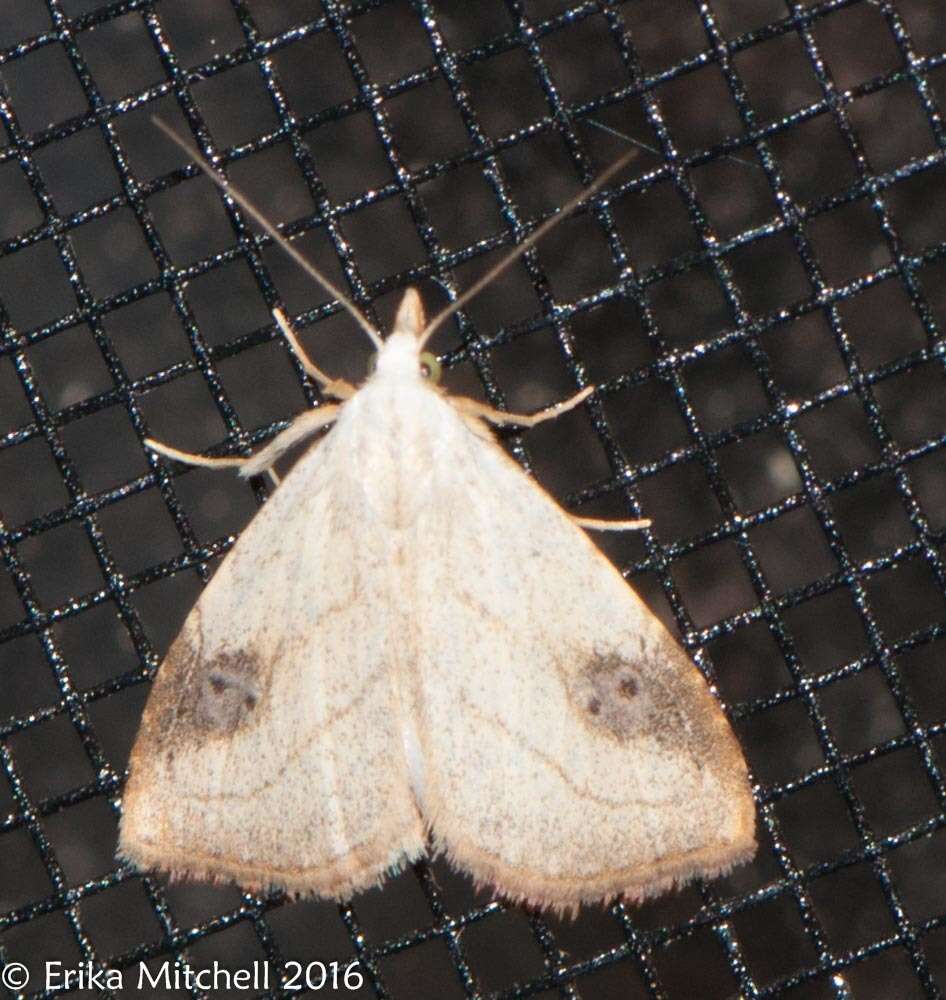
[118,133,756,915]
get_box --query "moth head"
[393,286,425,339]
[371,289,441,384]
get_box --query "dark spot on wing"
[565,637,738,770]
[144,614,274,748]
[192,650,265,734]
[619,676,638,698]
[575,650,646,743]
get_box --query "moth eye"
[419,352,442,383]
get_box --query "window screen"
[1,2,945,998]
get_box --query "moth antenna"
[153,117,383,351]
[417,150,636,350]
[586,118,762,173]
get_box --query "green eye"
[419,352,442,383]
[367,353,378,375]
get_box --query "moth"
[118,132,756,914]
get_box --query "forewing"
[119,415,425,898]
[409,404,756,913]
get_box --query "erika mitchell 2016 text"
[43,959,364,991]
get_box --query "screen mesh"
[2,1,946,998]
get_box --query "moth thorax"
[373,331,424,380]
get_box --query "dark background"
[2,1,946,997]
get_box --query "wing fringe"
[429,823,757,919]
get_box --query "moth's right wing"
[408,400,756,914]
[119,416,425,898]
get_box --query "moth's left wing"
[119,417,425,898]
[408,401,756,913]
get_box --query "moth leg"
[145,404,341,481]
[274,308,357,401]
[237,405,341,478]
[570,514,651,531]
[145,439,248,471]
[454,385,594,429]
